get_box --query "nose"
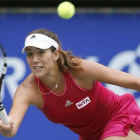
[32,54,39,64]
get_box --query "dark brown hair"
[27,28,82,72]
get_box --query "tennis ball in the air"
[57,1,75,19]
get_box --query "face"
[25,46,59,78]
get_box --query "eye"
[26,52,33,56]
[38,50,44,55]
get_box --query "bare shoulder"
[80,59,103,70]
[70,59,98,83]
[71,59,98,76]
[80,59,96,69]
[68,59,101,89]
[14,73,40,106]
[80,59,113,77]
[19,73,37,91]
[70,59,111,82]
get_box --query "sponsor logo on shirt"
[65,100,73,107]
[76,97,91,109]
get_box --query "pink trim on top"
[68,73,96,92]
[35,77,45,110]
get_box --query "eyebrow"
[25,48,40,52]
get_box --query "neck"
[40,70,61,90]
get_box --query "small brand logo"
[65,100,73,107]
[30,35,36,39]
[76,97,91,109]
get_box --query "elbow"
[134,80,140,92]
[130,80,140,92]
[138,81,140,92]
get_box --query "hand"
[0,116,16,137]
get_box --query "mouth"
[33,66,43,70]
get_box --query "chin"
[33,73,44,79]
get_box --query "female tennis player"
[0,28,140,140]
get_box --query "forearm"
[126,77,140,92]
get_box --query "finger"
[10,122,14,128]
[0,124,11,133]
[7,116,15,128]
[1,132,12,137]
[0,130,12,135]
[0,128,12,133]
[0,124,11,130]
[1,131,11,135]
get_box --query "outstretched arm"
[82,60,140,92]
[0,82,33,137]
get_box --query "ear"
[53,50,59,62]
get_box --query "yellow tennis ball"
[57,1,75,19]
